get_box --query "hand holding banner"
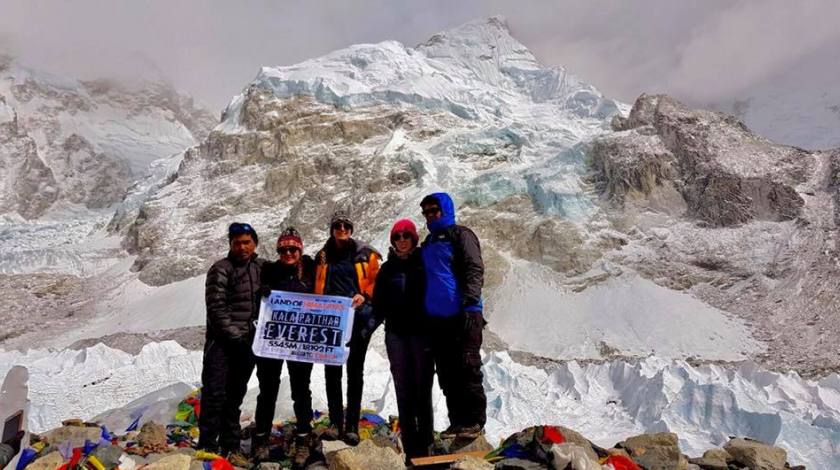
[252,291,354,365]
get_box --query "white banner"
[252,291,354,366]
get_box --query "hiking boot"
[456,424,484,439]
[225,450,251,467]
[440,424,460,439]
[251,432,270,462]
[292,433,312,469]
[342,430,360,446]
[320,425,340,441]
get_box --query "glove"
[358,314,380,341]
[463,310,483,330]
[257,285,272,298]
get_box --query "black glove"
[463,310,483,330]
[358,314,380,341]
[257,285,272,298]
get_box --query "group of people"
[197,192,487,467]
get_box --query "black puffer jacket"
[372,247,427,335]
[205,253,264,341]
[260,255,315,294]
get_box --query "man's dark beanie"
[420,194,441,207]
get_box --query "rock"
[618,432,688,470]
[138,421,168,449]
[25,450,65,469]
[254,463,282,470]
[452,455,494,470]
[91,443,125,467]
[141,453,191,469]
[723,437,786,470]
[322,438,352,463]
[328,438,405,470]
[493,458,550,470]
[176,447,197,456]
[688,448,731,470]
[61,418,85,426]
[189,461,206,470]
[594,93,807,227]
[43,424,102,447]
[555,426,601,461]
[440,434,495,455]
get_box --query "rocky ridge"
[17,416,806,470]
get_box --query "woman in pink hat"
[372,218,434,462]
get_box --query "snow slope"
[0,342,835,468]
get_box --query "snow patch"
[488,260,763,361]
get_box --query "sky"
[2,0,839,114]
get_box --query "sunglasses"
[277,247,300,255]
[331,222,353,231]
[229,222,254,234]
[391,232,414,242]
[422,207,441,217]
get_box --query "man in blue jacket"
[420,192,487,439]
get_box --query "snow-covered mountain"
[1,16,839,467]
[0,54,215,219]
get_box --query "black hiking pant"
[324,319,373,433]
[254,358,315,436]
[198,337,256,452]
[429,314,487,428]
[386,331,434,458]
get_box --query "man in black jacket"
[420,192,487,439]
[198,222,264,457]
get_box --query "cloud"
[1,0,837,110]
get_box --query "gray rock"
[618,432,688,470]
[91,443,125,467]
[452,455,494,470]
[724,437,787,470]
[493,458,550,470]
[142,453,192,470]
[138,421,168,449]
[328,438,405,470]
[254,463,282,470]
[43,424,102,447]
[25,451,65,470]
[689,447,731,470]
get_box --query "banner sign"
[253,290,354,365]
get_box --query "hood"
[425,192,456,233]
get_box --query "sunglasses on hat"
[277,246,300,255]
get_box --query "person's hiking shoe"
[456,424,484,439]
[342,430,360,446]
[225,450,251,467]
[440,425,460,439]
[292,433,312,469]
[251,432,270,462]
[320,425,340,441]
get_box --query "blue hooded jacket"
[421,192,484,317]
